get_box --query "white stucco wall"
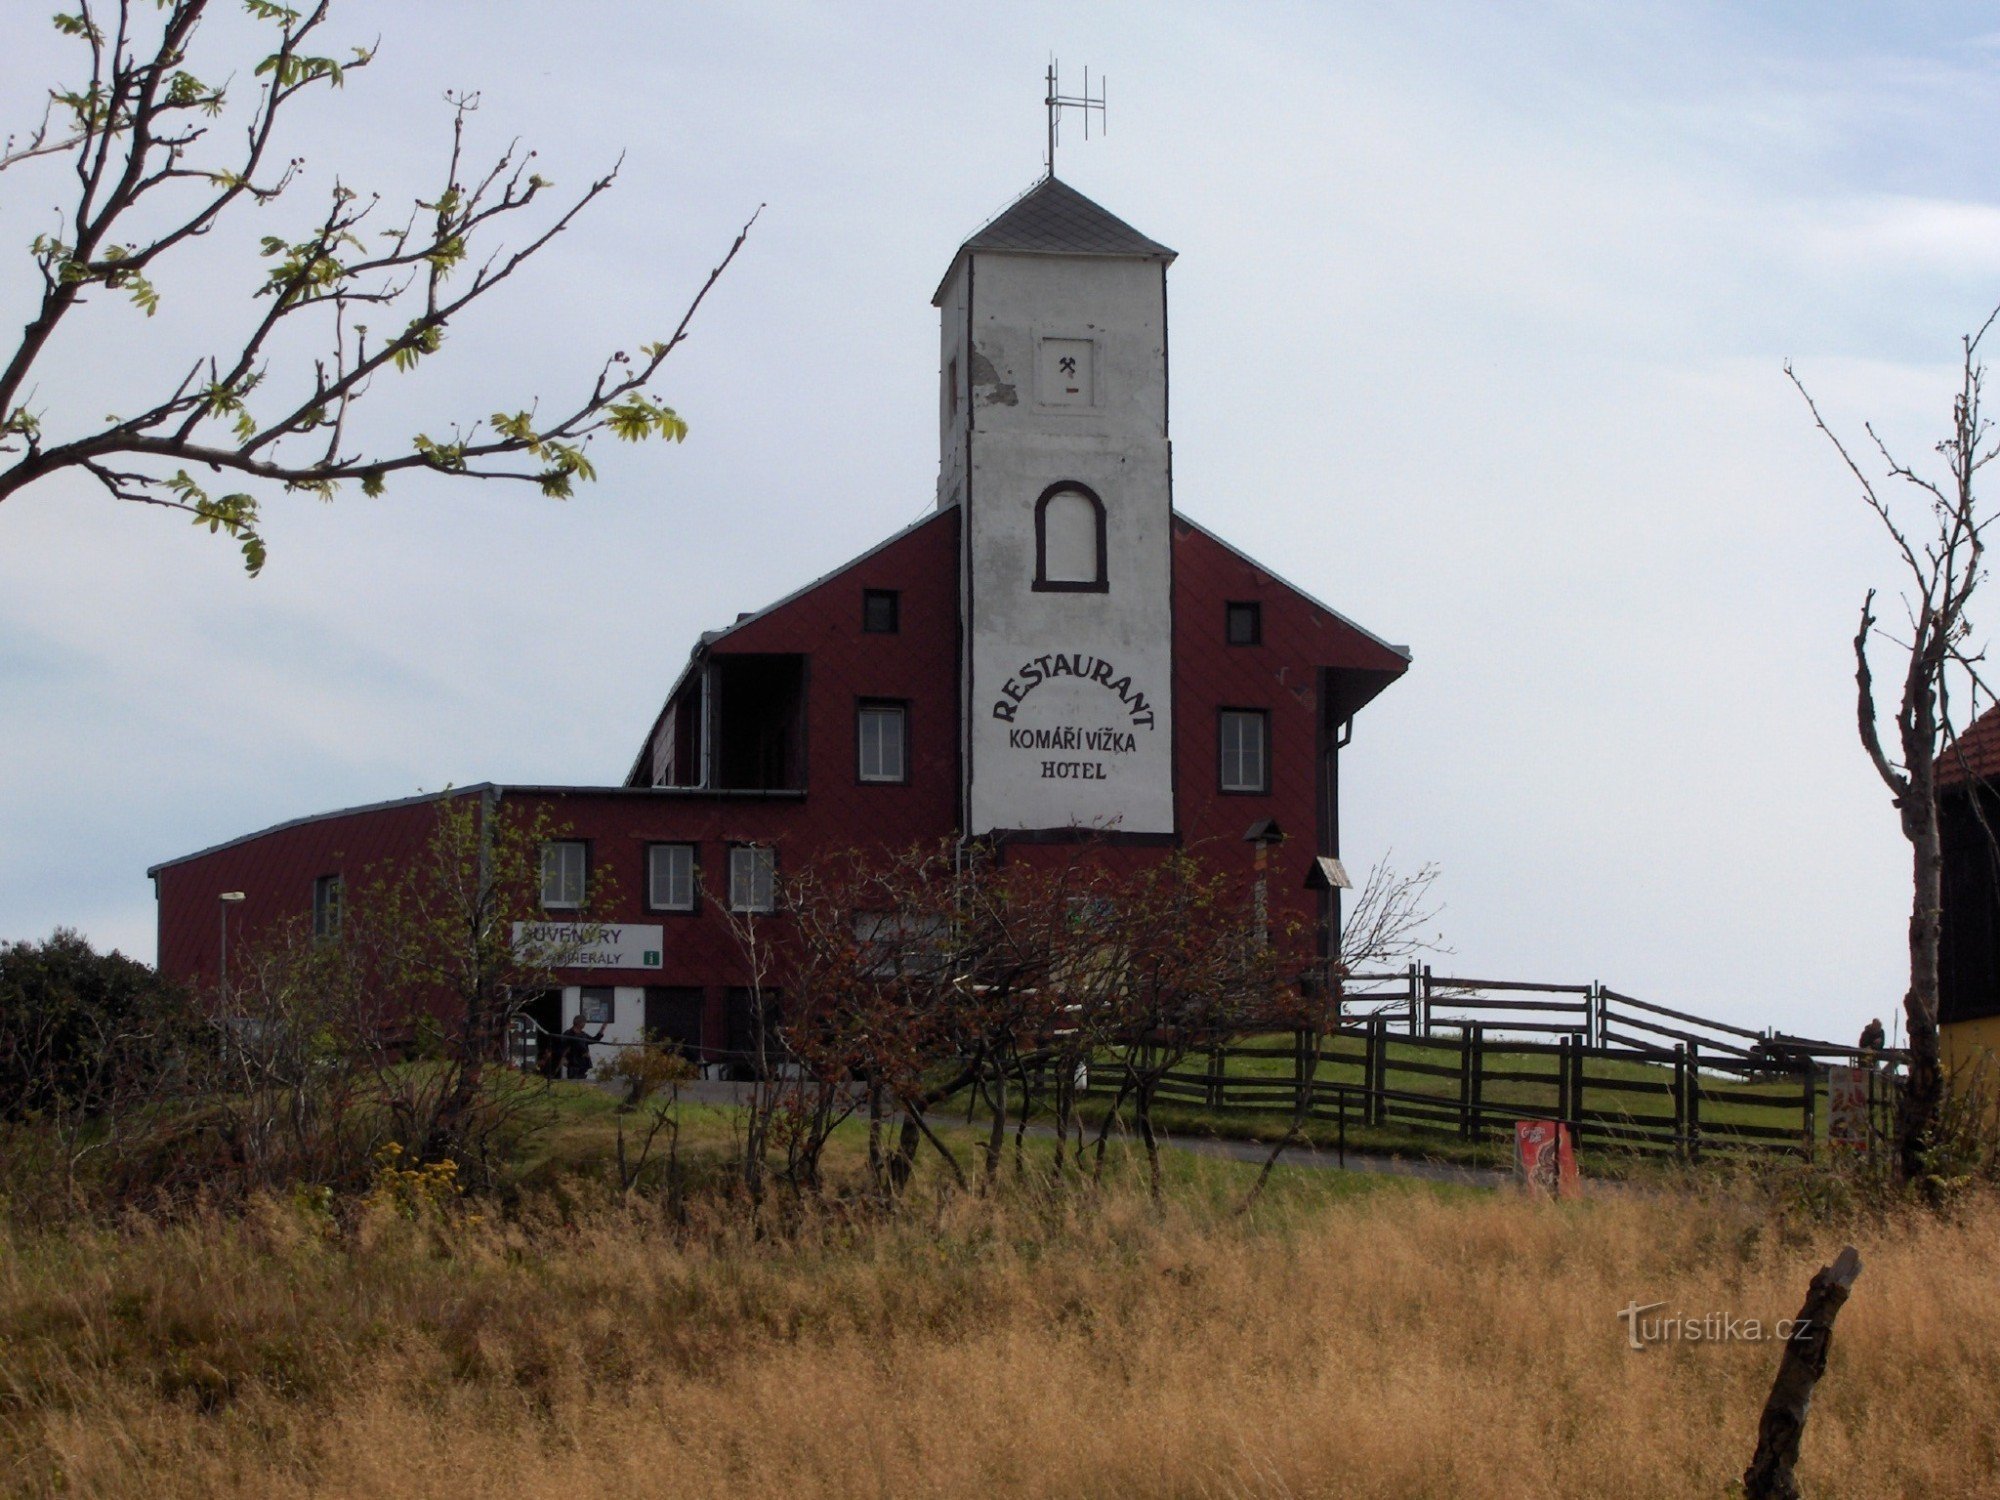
[943,249,1176,837]
[561,984,648,1071]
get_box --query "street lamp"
[218,891,245,1006]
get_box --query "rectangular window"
[857,702,907,783]
[311,873,343,939]
[647,843,696,911]
[729,845,776,913]
[1219,710,1270,794]
[1226,601,1262,646]
[540,840,588,909]
[863,588,900,634]
[579,987,615,1025]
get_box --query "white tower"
[934,178,1177,838]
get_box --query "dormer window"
[1033,482,1107,593]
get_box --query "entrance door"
[644,986,705,1058]
[520,989,563,1075]
[723,987,783,1079]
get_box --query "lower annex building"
[150,175,1412,1069]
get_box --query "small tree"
[344,789,612,1173]
[0,1,753,572]
[1097,850,1313,1199]
[1789,315,2000,1180]
[719,842,975,1202]
[202,911,374,1189]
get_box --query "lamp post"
[218,891,245,1006]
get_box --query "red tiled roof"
[1939,704,2000,787]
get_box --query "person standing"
[1858,1017,1886,1066]
[562,1014,607,1080]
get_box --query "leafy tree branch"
[0,0,756,573]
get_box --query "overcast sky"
[6,1,2000,1044]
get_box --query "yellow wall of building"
[1942,1018,2000,1100]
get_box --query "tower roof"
[935,176,1174,303]
[964,175,1176,258]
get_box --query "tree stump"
[1742,1245,1862,1500]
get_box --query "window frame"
[1032,481,1109,593]
[311,873,343,940]
[540,840,590,910]
[1226,601,1263,647]
[1218,709,1271,795]
[856,699,910,785]
[862,588,900,634]
[728,844,776,914]
[646,842,699,914]
[578,987,615,1026]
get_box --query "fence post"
[1407,961,1421,1037]
[1687,1043,1702,1164]
[1206,1044,1225,1110]
[1673,1044,1689,1161]
[1293,1027,1309,1117]
[1366,1015,1387,1126]
[1557,1033,1572,1127]
[1567,1030,1586,1142]
[1801,1059,1817,1162]
[1469,1024,1487,1142]
[1458,1026,1474,1141]
[1419,962,1433,1037]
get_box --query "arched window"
[1033,482,1107,592]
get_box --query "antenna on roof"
[1044,58,1105,179]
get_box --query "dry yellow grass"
[2,1162,1996,1499]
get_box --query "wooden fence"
[1074,970,1904,1162]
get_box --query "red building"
[151,177,1410,1065]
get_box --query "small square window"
[579,987,615,1025]
[540,841,588,909]
[858,702,907,783]
[312,874,343,939]
[648,843,696,911]
[1226,602,1262,646]
[1219,710,1270,794]
[863,589,900,634]
[729,845,776,913]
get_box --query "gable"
[624,507,959,786]
[1172,512,1410,670]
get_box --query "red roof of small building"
[1939,704,2000,788]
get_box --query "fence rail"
[1064,967,1906,1163]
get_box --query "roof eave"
[1172,508,1413,666]
[932,243,1179,307]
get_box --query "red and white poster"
[1828,1065,1870,1151]
[1514,1120,1579,1198]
